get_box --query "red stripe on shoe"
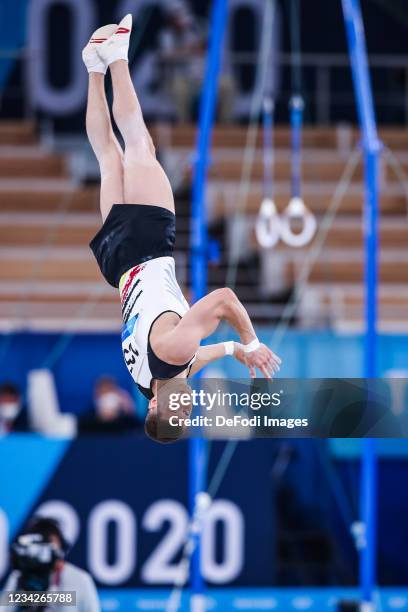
[115,27,130,34]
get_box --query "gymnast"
[83,14,281,442]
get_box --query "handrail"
[1,47,407,124]
[2,47,406,66]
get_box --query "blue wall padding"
[0,330,407,414]
[0,1,29,91]
[0,434,70,538]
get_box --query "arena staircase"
[154,124,408,331]
[0,121,407,331]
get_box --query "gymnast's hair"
[145,410,185,444]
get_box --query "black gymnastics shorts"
[89,204,176,288]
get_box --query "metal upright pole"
[289,0,304,201]
[341,0,381,608]
[189,0,229,609]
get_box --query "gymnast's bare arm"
[187,343,227,376]
[152,288,282,379]
[188,341,281,378]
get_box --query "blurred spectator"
[79,377,141,434]
[0,382,28,435]
[159,0,235,123]
[3,516,99,611]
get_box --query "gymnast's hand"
[234,342,281,379]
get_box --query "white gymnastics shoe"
[97,14,133,67]
[82,24,118,74]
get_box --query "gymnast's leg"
[86,72,124,221]
[109,59,175,213]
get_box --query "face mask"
[98,392,120,410]
[97,393,121,420]
[0,402,20,422]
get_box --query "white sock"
[82,24,117,74]
[98,14,133,67]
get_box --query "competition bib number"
[121,315,140,377]
[123,340,139,375]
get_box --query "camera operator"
[3,517,99,611]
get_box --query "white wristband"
[224,341,235,356]
[243,338,260,353]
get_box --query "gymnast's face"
[148,394,158,412]
[148,379,192,419]
[145,378,192,443]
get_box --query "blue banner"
[0,435,275,589]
